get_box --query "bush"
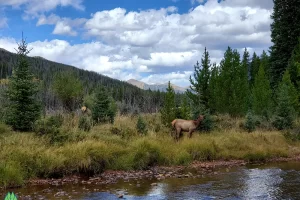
[110,126,122,135]
[0,161,25,188]
[273,116,295,130]
[199,112,214,132]
[136,116,147,135]
[0,123,11,134]
[34,114,63,135]
[110,126,137,139]
[78,116,92,132]
[244,111,256,132]
[130,140,162,170]
[283,127,300,141]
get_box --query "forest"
[0,47,186,117]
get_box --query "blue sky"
[0,0,273,87]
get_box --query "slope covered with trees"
[0,48,185,115]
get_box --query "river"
[2,162,300,200]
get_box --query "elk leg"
[176,128,181,141]
[188,130,193,138]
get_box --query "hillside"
[127,79,188,93]
[0,48,181,113]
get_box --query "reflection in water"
[3,162,300,200]
[240,168,283,200]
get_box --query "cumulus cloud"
[0,0,85,15]
[37,14,87,36]
[0,0,274,87]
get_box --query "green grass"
[0,114,300,188]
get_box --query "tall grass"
[0,114,300,188]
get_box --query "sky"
[0,0,273,87]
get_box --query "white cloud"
[0,0,274,87]
[53,21,77,36]
[37,14,87,36]
[0,0,84,15]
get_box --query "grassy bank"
[1,114,300,188]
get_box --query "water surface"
[2,162,300,200]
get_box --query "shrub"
[110,126,122,135]
[136,116,147,135]
[0,123,11,134]
[78,116,92,132]
[110,126,137,139]
[130,140,162,170]
[34,114,63,135]
[199,113,214,132]
[0,161,25,188]
[283,127,300,141]
[244,110,256,132]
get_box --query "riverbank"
[1,114,300,189]
[24,155,300,188]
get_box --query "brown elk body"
[171,115,204,140]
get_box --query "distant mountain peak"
[127,79,188,93]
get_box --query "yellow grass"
[0,114,300,188]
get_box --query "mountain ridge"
[127,79,188,93]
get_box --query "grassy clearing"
[0,114,300,188]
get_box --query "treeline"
[0,48,184,115]
[161,0,300,131]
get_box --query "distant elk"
[171,115,204,141]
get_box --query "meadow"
[1,113,300,188]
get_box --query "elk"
[171,115,204,141]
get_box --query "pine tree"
[250,52,261,85]
[270,0,300,87]
[160,81,176,126]
[5,34,41,131]
[260,50,270,81]
[180,95,191,120]
[92,86,111,124]
[273,83,296,130]
[208,63,219,113]
[279,70,299,114]
[187,47,211,109]
[136,115,147,135]
[252,64,273,118]
[108,97,118,124]
[288,38,300,93]
[237,48,250,114]
[218,47,244,116]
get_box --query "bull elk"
[171,115,204,141]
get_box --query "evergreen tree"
[180,94,191,120]
[273,83,296,130]
[5,34,41,131]
[279,70,299,114]
[92,86,111,124]
[218,47,244,116]
[250,52,260,85]
[136,115,147,135]
[237,48,250,114]
[52,71,83,111]
[252,64,273,118]
[187,47,211,109]
[208,63,219,113]
[160,81,176,126]
[108,97,118,124]
[270,0,300,87]
[260,50,270,81]
[288,38,300,92]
